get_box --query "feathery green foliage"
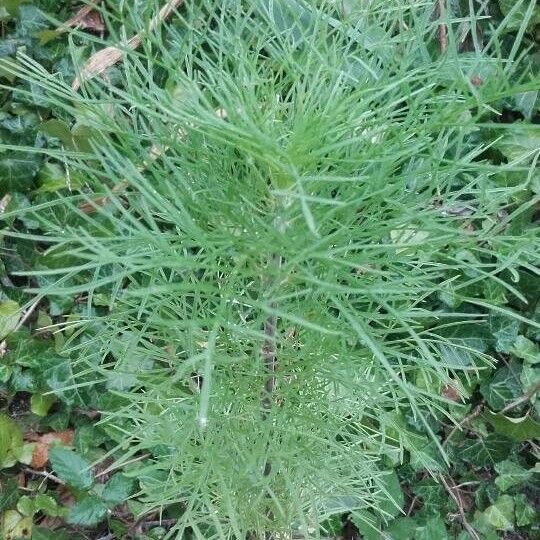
[1,0,539,537]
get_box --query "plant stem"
[261,302,278,420]
[437,0,447,53]
[500,381,540,414]
[439,475,480,540]
[259,250,282,539]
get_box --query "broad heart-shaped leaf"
[483,411,540,442]
[0,413,23,468]
[48,447,94,489]
[480,365,522,411]
[66,495,108,526]
[482,495,514,531]
[458,433,513,467]
[0,300,20,340]
[101,473,135,507]
[494,460,533,492]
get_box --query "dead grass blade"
[72,0,184,91]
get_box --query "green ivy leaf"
[384,517,417,540]
[482,495,515,531]
[489,313,521,353]
[0,413,23,468]
[514,494,536,526]
[472,510,500,540]
[480,366,522,411]
[101,473,135,507]
[0,153,40,195]
[31,528,71,540]
[512,91,538,121]
[1,509,32,539]
[412,479,448,514]
[38,119,73,147]
[484,410,540,442]
[66,496,108,526]
[493,125,540,164]
[510,335,540,364]
[1,0,29,17]
[436,324,491,367]
[16,495,35,517]
[48,447,94,490]
[16,5,50,37]
[30,393,57,416]
[459,433,513,467]
[0,300,20,340]
[498,0,540,31]
[494,460,532,492]
[33,494,60,517]
[0,478,19,512]
[415,516,448,540]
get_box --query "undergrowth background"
[0,0,539,539]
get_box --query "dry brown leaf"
[442,384,460,402]
[72,0,184,90]
[59,2,104,34]
[28,430,74,468]
[78,180,129,214]
[74,9,104,34]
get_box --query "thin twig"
[442,402,484,447]
[437,0,447,53]
[439,475,480,540]
[13,297,41,333]
[258,254,283,540]
[500,381,540,414]
[140,519,177,530]
[261,307,278,420]
[95,453,149,478]
[57,0,102,33]
[406,495,419,516]
[23,467,65,486]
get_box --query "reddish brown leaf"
[470,75,483,87]
[442,384,460,402]
[28,430,74,468]
[60,2,104,34]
